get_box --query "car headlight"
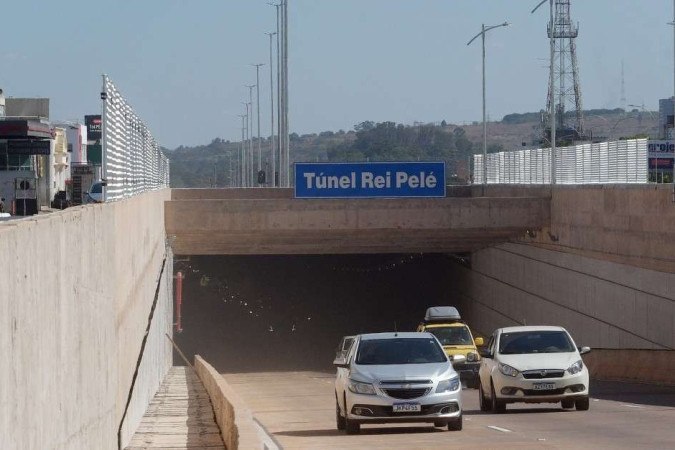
[467,352,478,362]
[348,379,376,395]
[498,363,519,377]
[436,376,461,393]
[567,360,584,375]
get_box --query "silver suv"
[334,332,464,434]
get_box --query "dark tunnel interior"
[173,254,460,374]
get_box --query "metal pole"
[550,0,557,185]
[253,64,264,181]
[482,24,487,191]
[247,85,255,185]
[239,114,246,187]
[267,32,277,188]
[274,4,282,187]
[283,0,290,187]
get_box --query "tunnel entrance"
[173,254,461,373]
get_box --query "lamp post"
[266,31,277,187]
[238,114,246,187]
[467,21,510,192]
[242,101,251,186]
[252,63,265,183]
[246,85,255,186]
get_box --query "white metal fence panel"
[473,139,647,185]
[101,75,169,201]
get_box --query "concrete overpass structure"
[1,184,674,449]
[165,188,551,255]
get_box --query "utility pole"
[252,63,265,183]
[266,31,277,187]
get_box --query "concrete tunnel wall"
[453,185,675,383]
[0,189,173,450]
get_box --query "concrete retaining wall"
[491,184,675,273]
[194,356,263,450]
[452,242,674,383]
[0,189,172,449]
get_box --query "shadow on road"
[275,425,445,438]
[590,380,675,408]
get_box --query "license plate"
[392,403,421,413]
[532,383,555,390]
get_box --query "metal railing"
[474,139,648,184]
[101,75,169,201]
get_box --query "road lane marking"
[487,425,513,433]
[622,404,644,408]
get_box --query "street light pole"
[252,63,265,183]
[467,21,509,193]
[238,114,246,187]
[241,103,250,186]
[246,85,255,186]
[266,31,277,187]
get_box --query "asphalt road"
[223,371,675,450]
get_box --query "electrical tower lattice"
[544,0,585,143]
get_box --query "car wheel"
[479,381,490,412]
[336,396,346,430]
[447,414,462,431]
[575,396,590,411]
[561,399,575,409]
[490,380,506,414]
[345,418,360,434]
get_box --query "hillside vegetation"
[166,108,658,188]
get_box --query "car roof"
[359,332,435,341]
[497,325,567,333]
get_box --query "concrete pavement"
[222,371,675,449]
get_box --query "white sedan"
[478,325,590,413]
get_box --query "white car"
[85,181,104,203]
[478,326,590,413]
[334,332,464,434]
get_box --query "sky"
[0,0,673,149]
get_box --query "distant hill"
[165,108,659,188]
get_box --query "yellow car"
[417,307,484,388]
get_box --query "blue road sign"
[294,162,446,199]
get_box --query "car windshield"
[356,338,447,365]
[90,183,102,194]
[499,331,575,355]
[427,326,473,346]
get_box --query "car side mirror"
[333,356,349,369]
[579,346,591,355]
[474,337,484,347]
[479,348,493,359]
[84,192,89,195]
[451,354,466,364]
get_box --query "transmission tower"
[543,0,585,143]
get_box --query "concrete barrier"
[584,349,675,385]
[194,356,267,450]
